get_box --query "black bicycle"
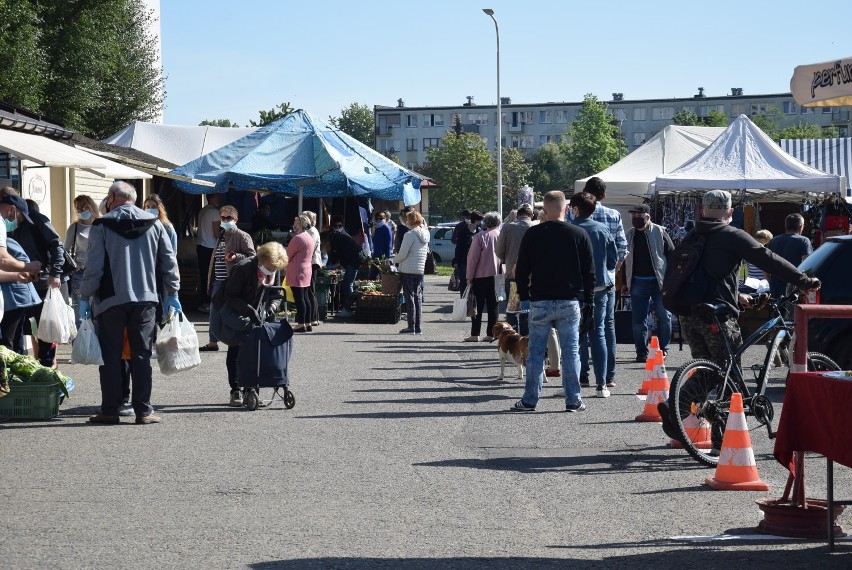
[666,291,839,467]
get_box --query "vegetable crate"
[355,293,402,324]
[0,381,61,420]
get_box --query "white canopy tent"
[651,115,845,202]
[575,125,725,207]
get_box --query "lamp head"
[483,8,494,15]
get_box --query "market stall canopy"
[104,121,258,167]
[170,109,422,204]
[779,137,852,198]
[651,115,844,201]
[790,57,852,108]
[0,127,150,179]
[575,125,725,206]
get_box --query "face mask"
[631,217,646,230]
[221,221,236,231]
[4,217,17,233]
[259,265,276,276]
[146,208,159,217]
[78,210,92,221]
[375,220,385,227]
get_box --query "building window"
[540,135,555,145]
[699,104,724,116]
[423,113,444,127]
[823,107,833,114]
[556,110,570,123]
[750,103,768,115]
[423,138,442,149]
[406,162,417,170]
[406,138,417,151]
[782,102,797,114]
[730,103,746,117]
[633,108,646,121]
[633,132,646,146]
[406,114,418,127]
[0,153,21,188]
[539,110,552,124]
[494,136,505,148]
[466,112,488,125]
[379,139,399,154]
[612,109,627,122]
[800,106,814,115]
[651,106,675,121]
[555,135,562,144]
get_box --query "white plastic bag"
[494,272,506,302]
[155,311,201,375]
[66,301,77,342]
[451,287,470,321]
[71,319,103,365]
[37,288,71,344]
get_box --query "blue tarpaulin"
[171,110,421,205]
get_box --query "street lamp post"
[483,8,502,219]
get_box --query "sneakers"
[229,391,243,407]
[88,413,120,425]
[595,386,611,398]
[118,401,134,417]
[606,380,616,388]
[135,414,161,425]
[579,376,590,387]
[510,400,536,412]
[414,329,423,335]
[565,401,587,413]
[199,344,219,352]
[197,303,210,312]
[635,354,648,363]
[337,309,353,318]
[481,336,495,342]
[463,336,480,342]
[399,327,415,334]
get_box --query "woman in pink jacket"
[286,215,316,332]
[464,212,502,342]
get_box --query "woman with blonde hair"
[65,194,100,327]
[302,210,322,326]
[286,214,316,332]
[144,194,177,251]
[213,241,288,406]
[464,211,502,342]
[394,210,429,334]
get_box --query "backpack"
[661,231,711,316]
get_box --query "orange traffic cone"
[636,351,669,422]
[637,357,654,396]
[705,393,769,491]
[669,410,713,449]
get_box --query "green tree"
[500,147,532,212]
[528,142,569,192]
[423,132,495,216]
[751,106,786,138]
[674,109,727,127]
[0,0,164,138]
[704,110,728,127]
[249,101,295,127]
[199,119,240,128]
[562,94,626,187]
[673,110,701,126]
[775,121,838,140]
[329,102,374,146]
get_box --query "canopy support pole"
[298,185,303,213]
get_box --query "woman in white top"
[65,195,100,328]
[302,210,323,326]
[394,210,430,334]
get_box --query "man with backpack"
[658,190,820,438]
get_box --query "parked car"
[789,235,852,369]
[429,226,456,264]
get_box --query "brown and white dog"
[490,322,529,381]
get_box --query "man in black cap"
[622,203,674,362]
[0,192,42,275]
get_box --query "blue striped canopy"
[172,109,421,205]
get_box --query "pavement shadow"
[248,546,851,568]
[298,409,512,420]
[344,394,513,406]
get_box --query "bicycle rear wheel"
[668,359,730,467]
[807,352,839,372]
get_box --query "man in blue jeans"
[512,191,595,412]
[622,204,674,362]
[570,192,618,398]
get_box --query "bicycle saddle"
[692,302,727,321]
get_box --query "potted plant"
[371,256,401,295]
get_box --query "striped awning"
[779,138,852,197]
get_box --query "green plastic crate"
[0,381,60,420]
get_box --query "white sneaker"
[595,387,611,398]
[229,391,243,407]
[463,335,480,342]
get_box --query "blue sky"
[160,0,849,127]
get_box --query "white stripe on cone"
[718,446,758,467]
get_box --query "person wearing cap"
[0,189,67,366]
[81,181,181,425]
[495,202,535,334]
[0,190,43,276]
[622,202,675,362]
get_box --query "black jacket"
[329,231,363,268]
[11,211,65,289]
[695,217,812,316]
[214,257,282,318]
[515,220,595,304]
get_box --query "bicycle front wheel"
[668,359,730,467]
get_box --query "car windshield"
[798,241,841,275]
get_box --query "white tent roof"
[652,115,844,199]
[575,125,725,206]
[103,121,258,167]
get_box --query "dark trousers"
[0,307,28,351]
[309,264,320,323]
[196,245,213,304]
[96,303,156,417]
[292,286,313,324]
[505,278,528,335]
[227,345,240,392]
[24,300,57,367]
[470,276,497,336]
[400,273,424,331]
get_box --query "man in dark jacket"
[81,182,181,425]
[512,191,595,413]
[328,215,364,318]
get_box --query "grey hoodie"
[80,204,179,317]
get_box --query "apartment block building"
[374,89,852,170]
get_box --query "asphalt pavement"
[1,276,850,569]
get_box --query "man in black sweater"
[512,191,595,413]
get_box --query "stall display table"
[773,371,852,550]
